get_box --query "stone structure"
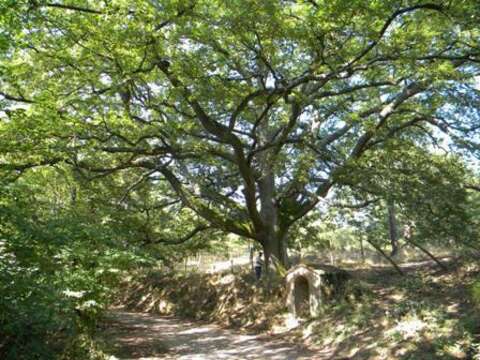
[286,263,349,318]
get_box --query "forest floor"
[100,309,318,359]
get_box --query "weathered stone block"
[286,263,349,318]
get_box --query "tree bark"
[256,111,290,269]
[262,231,288,272]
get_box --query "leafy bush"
[0,257,92,359]
[0,176,153,359]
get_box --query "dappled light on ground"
[102,310,317,359]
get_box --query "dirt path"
[102,310,324,360]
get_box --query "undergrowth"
[305,260,480,359]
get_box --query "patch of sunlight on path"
[103,310,324,360]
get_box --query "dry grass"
[115,267,286,332]
[301,258,480,359]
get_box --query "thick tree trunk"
[262,231,288,271]
[256,112,290,269]
[256,133,288,267]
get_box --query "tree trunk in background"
[388,200,399,257]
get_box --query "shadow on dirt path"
[101,310,325,359]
